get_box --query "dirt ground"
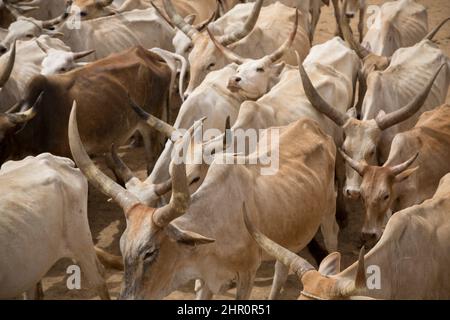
[41,0,450,300]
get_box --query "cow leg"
[140,126,161,175]
[74,249,110,300]
[268,260,289,300]
[104,153,126,186]
[194,279,213,300]
[235,272,255,300]
[332,0,343,38]
[24,281,44,300]
[307,236,329,264]
[358,6,366,43]
[320,211,339,253]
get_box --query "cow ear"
[271,62,285,77]
[184,14,196,25]
[318,252,341,276]
[166,224,215,246]
[346,107,357,119]
[395,166,419,182]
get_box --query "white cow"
[166,0,311,98]
[0,153,109,299]
[362,0,428,56]
[0,35,93,111]
[0,7,175,60]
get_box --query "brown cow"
[0,46,171,172]
[340,104,450,246]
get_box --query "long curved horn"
[41,0,71,29]
[111,144,173,196]
[68,101,140,214]
[194,0,220,32]
[424,17,450,41]
[265,8,298,63]
[243,203,315,278]
[6,91,42,124]
[218,0,263,46]
[163,0,199,39]
[207,28,245,64]
[339,149,367,177]
[150,1,175,28]
[375,64,445,130]
[152,134,190,228]
[389,152,419,176]
[340,246,366,296]
[128,94,182,142]
[110,143,137,184]
[0,41,16,88]
[339,1,370,59]
[297,52,349,126]
[72,49,95,60]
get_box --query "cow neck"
[210,82,246,106]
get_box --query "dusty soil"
[41,0,450,300]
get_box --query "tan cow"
[362,0,428,56]
[0,153,109,300]
[245,172,450,299]
[69,102,339,299]
[301,28,449,199]
[340,104,450,245]
[165,0,310,99]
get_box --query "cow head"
[0,42,41,150]
[37,39,94,75]
[164,0,264,100]
[206,8,299,100]
[71,0,115,20]
[0,41,37,146]
[298,53,443,199]
[243,205,374,300]
[340,150,419,245]
[343,0,365,19]
[69,102,215,299]
[0,1,71,54]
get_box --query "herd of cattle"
[0,0,449,300]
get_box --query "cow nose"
[360,232,377,247]
[0,45,7,55]
[346,13,355,19]
[234,77,241,83]
[344,187,360,199]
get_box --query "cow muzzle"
[343,186,360,199]
[227,76,241,92]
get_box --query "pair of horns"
[340,149,419,177]
[35,39,95,60]
[297,48,445,130]
[207,8,298,65]
[243,203,368,298]
[68,99,190,228]
[164,0,263,46]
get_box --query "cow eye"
[383,194,389,201]
[26,34,34,38]
[207,62,215,70]
[185,44,193,52]
[256,67,264,72]
[80,11,87,17]
[143,249,158,262]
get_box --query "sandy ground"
[40,0,450,300]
